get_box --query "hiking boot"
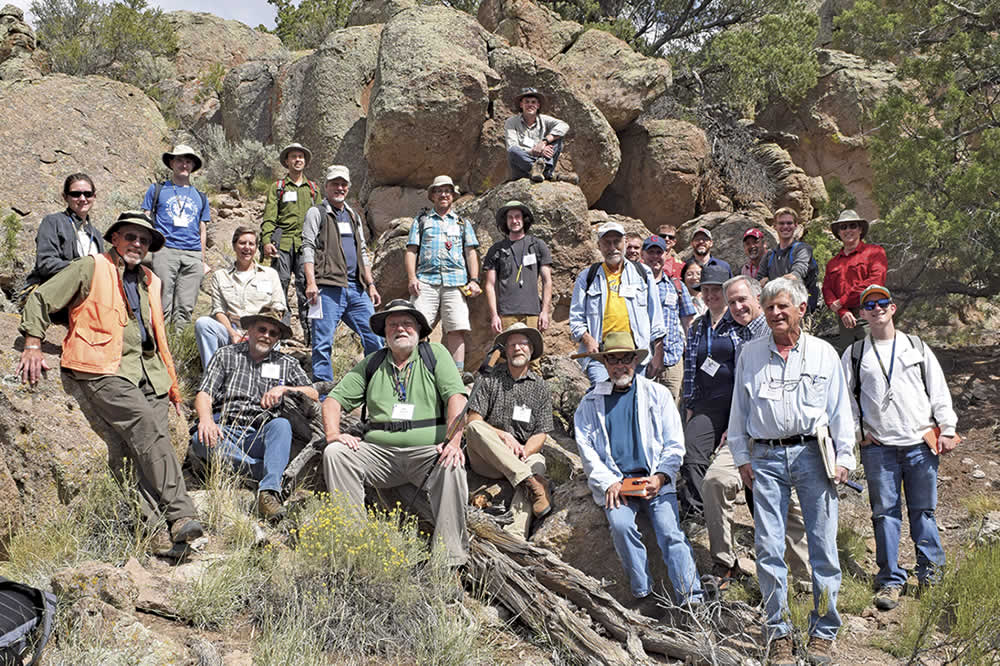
[874,585,901,611]
[768,635,796,666]
[552,171,580,185]
[461,371,475,386]
[519,474,552,518]
[806,636,834,665]
[170,516,204,544]
[710,562,738,592]
[256,490,286,521]
[529,159,546,182]
[150,529,174,557]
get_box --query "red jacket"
[822,242,888,315]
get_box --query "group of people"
[15,84,959,665]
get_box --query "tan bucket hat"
[162,144,203,172]
[427,175,459,200]
[831,209,869,240]
[240,305,294,340]
[494,322,543,360]
[104,211,165,252]
[279,143,312,167]
[570,331,648,364]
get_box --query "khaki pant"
[464,420,546,538]
[702,442,811,581]
[322,440,469,566]
[656,360,683,406]
[62,372,197,525]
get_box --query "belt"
[759,435,817,447]
[364,417,444,433]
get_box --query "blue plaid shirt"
[654,275,685,366]
[407,209,479,287]
[682,311,745,405]
[677,281,696,319]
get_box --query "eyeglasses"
[662,234,675,240]
[605,352,636,365]
[123,232,151,246]
[67,191,95,199]
[861,298,892,310]
[840,222,860,230]
[254,325,281,338]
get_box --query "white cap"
[325,165,351,184]
[597,221,625,239]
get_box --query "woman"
[194,226,287,369]
[24,173,104,291]
[678,263,742,522]
[681,260,706,319]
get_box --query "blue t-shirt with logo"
[142,181,210,251]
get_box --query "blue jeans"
[190,416,292,493]
[194,316,232,369]
[751,442,841,640]
[311,283,383,382]
[507,140,563,180]
[604,490,704,603]
[861,442,944,587]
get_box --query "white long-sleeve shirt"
[841,333,958,446]
[504,113,569,151]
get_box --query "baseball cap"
[860,284,892,303]
[743,228,763,240]
[692,226,712,240]
[642,235,667,251]
[597,221,625,239]
[325,165,350,183]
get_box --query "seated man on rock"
[505,87,578,183]
[321,299,469,567]
[464,323,554,538]
[193,307,317,520]
[573,332,704,611]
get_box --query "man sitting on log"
[573,332,704,612]
[320,299,470,567]
[464,323,554,538]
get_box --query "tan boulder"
[0,4,49,80]
[51,561,140,610]
[477,0,582,61]
[552,29,671,131]
[676,211,773,270]
[598,117,709,230]
[752,143,828,221]
[366,185,428,237]
[220,56,289,145]
[346,0,416,26]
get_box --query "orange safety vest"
[61,253,181,402]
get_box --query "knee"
[268,417,292,439]
[605,506,638,536]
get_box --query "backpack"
[584,259,645,291]
[276,178,321,207]
[850,334,929,439]
[359,341,444,432]
[151,182,209,222]
[0,577,57,666]
[766,242,819,312]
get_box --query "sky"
[9,0,278,31]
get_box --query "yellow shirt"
[601,264,632,337]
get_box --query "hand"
[17,345,49,386]
[408,277,421,298]
[198,419,221,448]
[499,431,525,459]
[605,481,626,509]
[939,434,960,454]
[531,140,547,156]
[490,314,503,334]
[738,463,754,491]
[540,144,555,159]
[538,310,550,331]
[840,311,856,329]
[261,385,288,409]
[170,393,182,416]
[368,284,382,307]
[645,359,664,378]
[583,334,599,354]
[229,328,243,345]
[834,465,850,484]
[717,430,728,452]
[329,432,361,451]
[639,473,665,499]
[263,243,278,258]
[202,262,211,275]
[828,300,842,312]
[436,440,465,468]
[465,281,482,297]
[305,282,319,305]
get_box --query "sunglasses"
[67,191,95,199]
[839,222,860,230]
[662,234,675,240]
[605,352,636,365]
[861,298,892,310]
[123,232,151,247]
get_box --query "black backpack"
[359,341,444,433]
[765,242,819,312]
[849,334,929,439]
[0,577,57,666]
[583,259,645,291]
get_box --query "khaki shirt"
[210,262,287,327]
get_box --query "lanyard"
[870,334,896,385]
[389,361,414,402]
[706,323,714,358]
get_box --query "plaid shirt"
[406,209,479,287]
[467,364,553,444]
[654,275,685,367]
[198,342,311,427]
[682,311,745,404]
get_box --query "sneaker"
[874,585,901,611]
[529,160,546,183]
[553,172,580,185]
[170,516,205,544]
[806,636,834,665]
[519,474,553,518]
[768,635,796,666]
[256,490,286,521]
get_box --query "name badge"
[173,215,191,228]
[391,403,415,420]
[513,404,532,422]
[255,280,271,292]
[308,299,323,319]
[619,284,637,298]
[759,383,782,401]
[337,221,352,235]
[261,363,281,379]
[700,357,721,376]
[900,347,922,367]
[447,223,461,236]
[594,381,613,396]
[523,253,537,266]
[282,191,297,203]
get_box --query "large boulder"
[676,211,774,270]
[346,0,416,26]
[756,49,896,220]
[366,185,428,237]
[477,0,582,61]
[751,143,828,221]
[597,117,709,229]
[364,7,495,189]
[486,46,620,206]
[0,4,49,80]
[552,29,671,131]
[220,56,289,145]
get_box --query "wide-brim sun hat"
[495,200,533,234]
[239,305,294,340]
[280,143,312,167]
[571,331,649,364]
[162,144,203,172]
[831,209,870,240]
[514,87,546,112]
[427,175,459,201]
[370,299,433,339]
[494,322,543,360]
[104,211,166,253]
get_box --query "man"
[758,208,819,313]
[655,224,686,280]
[504,87,576,183]
[842,285,957,611]
[624,232,643,263]
[729,277,856,664]
[405,175,481,373]
[260,143,322,343]
[573,333,704,609]
[688,227,732,276]
[569,221,665,385]
[741,228,766,279]
[193,307,318,520]
[640,234,694,403]
[701,276,811,592]
[465,323,554,538]
[302,165,383,382]
[17,211,203,556]
[142,145,211,330]
[321,299,469,567]
[823,210,888,354]
[483,201,552,335]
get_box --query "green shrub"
[196,125,274,192]
[2,211,21,270]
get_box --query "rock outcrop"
[0,4,49,80]
[477,0,582,61]
[752,143,828,221]
[346,0,417,26]
[220,56,289,145]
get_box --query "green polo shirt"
[330,342,465,448]
[260,179,321,252]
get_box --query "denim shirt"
[574,375,684,506]
[568,261,665,375]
